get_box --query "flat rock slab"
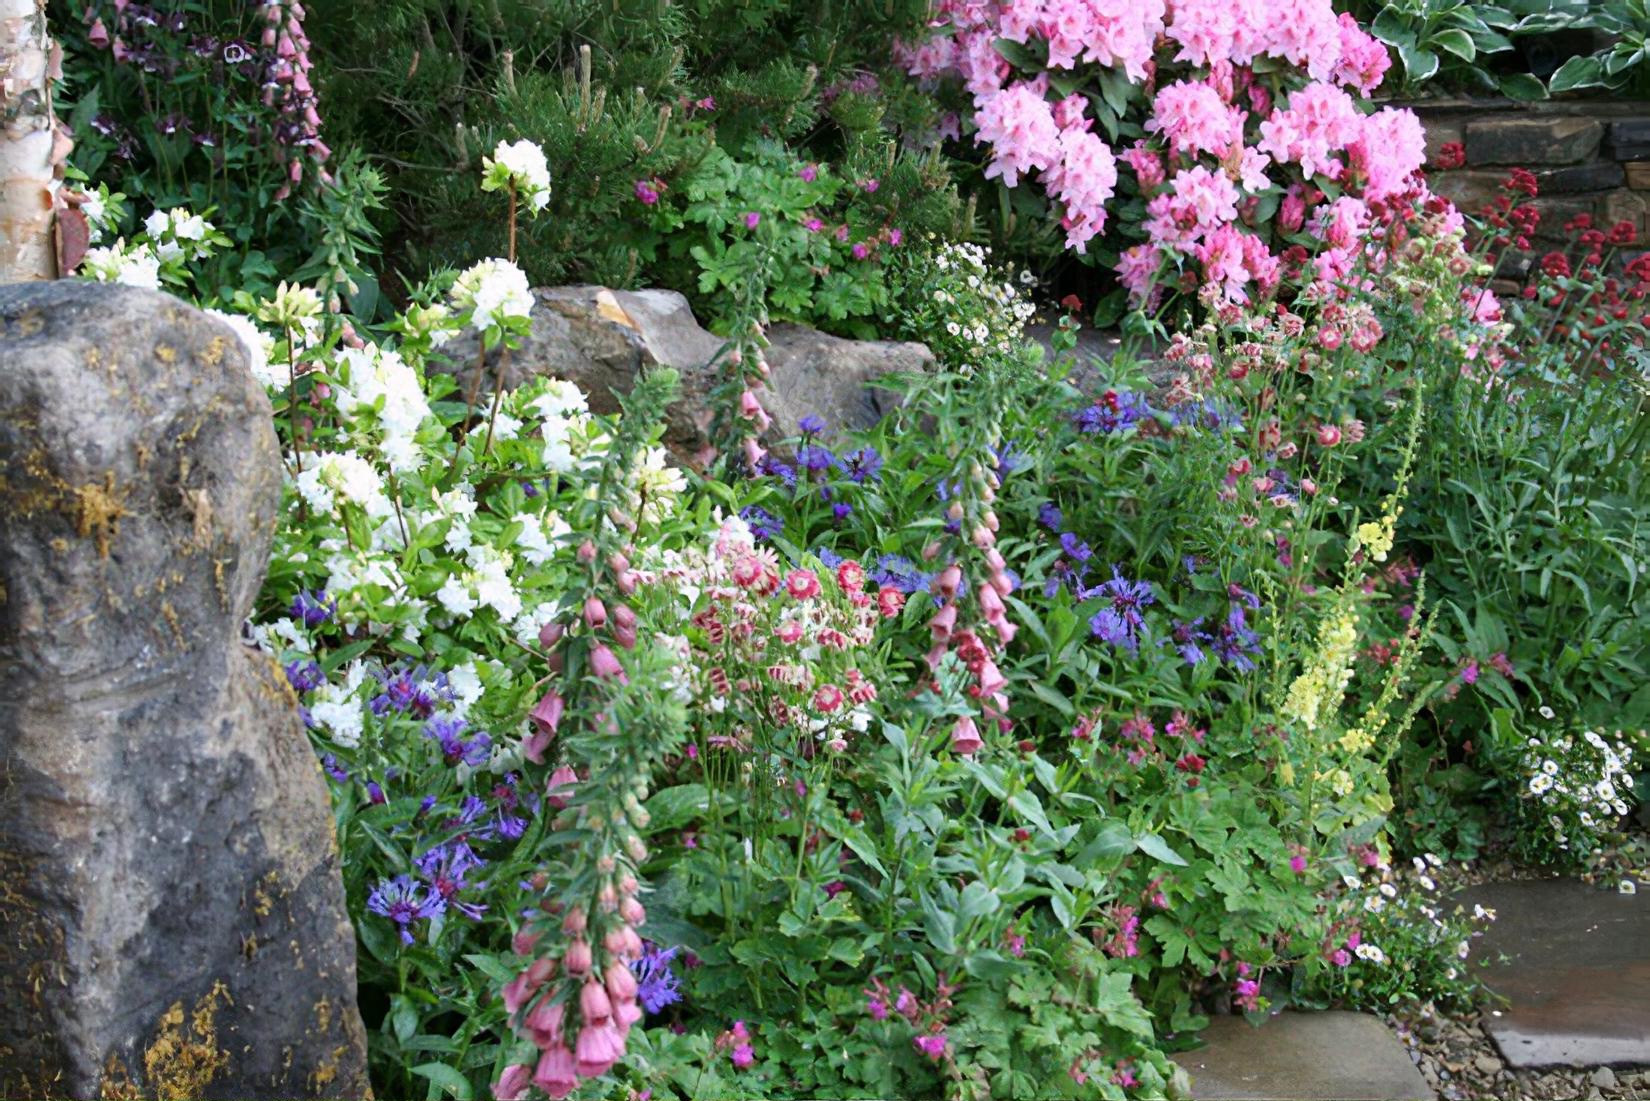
[1172,1011,1433,1100]
[1464,878,1650,1068]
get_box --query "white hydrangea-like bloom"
[295,451,391,517]
[203,308,277,389]
[82,240,161,289]
[468,544,521,620]
[530,379,590,420]
[436,574,478,617]
[485,139,552,211]
[514,510,569,566]
[307,662,370,747]
[451,258,533,333]
[333,345,433,471]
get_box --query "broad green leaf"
[410,1062,473,1100]
[1136,832,1190,867]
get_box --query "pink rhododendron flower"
[1149,79,1244,158]
[974,81,1061,188]
[1258,81,1362,180]
[1352,107,1426,201]
[1046,127,1119,251]
[1333,12,1391,94]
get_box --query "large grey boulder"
[0,282,370,1099]
[438,285,932,459]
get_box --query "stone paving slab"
[1171,1011,1433,1100]
[1464,878,1650,1069]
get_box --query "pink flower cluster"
[899,0,1449,306]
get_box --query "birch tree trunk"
[0,0,59,282]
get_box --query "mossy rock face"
[0,282,370,1100]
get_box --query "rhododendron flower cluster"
[899,0,1446,306]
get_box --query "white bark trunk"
[0,0,58,282]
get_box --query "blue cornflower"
[1073,389,1152,434]
[457,795,488,823]
[321,753,350,783]
[1212,603,1263,671]
[521,480,540,498]
[1059,532,1093,563]
[797,442,835,473]
[366,780,387,805]
[1169,398,1243,433]
[631,945,683,1014]
[1227,582,1260,609]
[1084,567,1155,653]
[836,446,883,483]
[285,659,324,694]
[756,455,798,490]
[832,502,853,521]
[814,546,846,569]
[425,716,492,768]
[367,875,445,944]
[290,590,336,628]
[1171,618,1211,666]
[370,666,450,719]
[416,842,487,921]
[870,554,932,595]
[993,442,1028,481]
[740,505,783,541]
[1038,501,1063,531]
[799,414,827,435]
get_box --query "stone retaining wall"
[1410,98,1649,274]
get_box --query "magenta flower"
[913,1033,948,1061]
[852,242,870,260]
[804,217,824,232]
[800,164,818,182]
[634,179,659,205]
[744,211,761,229]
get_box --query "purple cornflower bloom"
[799,414,827,435]
[1212,603,1262,671]
[836,446,883,483]
[321,753,350,782]
[1073,390,1152,434]
[870,554,932,595]
[832,502,853,521]
[755,454,797,490]
[630,945,683,1014]
[1172,618,1210,665]
[367,875,445,944]
[1059,532,1093,562]
[425,716,492,768]
[740,505,783,542]
[285,659,324,693]
[370,666,449,719]
[290,590,336,627]
[416,842,487,920]
[993,442,1028,480]
[1038,501,1063,530]
[797,442,835,474]
[814,546,845,569]
[1085,568,1155,653]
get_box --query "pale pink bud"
[615,570,638,596]
[529,690,564,736]
[589,644,625,680]
[613,996,644,1034]
[580,979,613,1024]
[744,437,766,469]
[533,1045,579,1100]
[922,541,942,562]
[562,906,587,935]
[526,997,565,1044]
[577,540,597,562]
[494,1063,533,1101]
[978,584,1004,619]
[583,597,607,630]
[951,715,984,755]
[512,927,542,955]
[612,623,637,651]
[619,897,646,926]
[605,960,638,1002]
[936,565,962,598]
[929,603,957,642]
[547,765,578,809]
[564,937,592,976]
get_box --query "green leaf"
[1398,43,1441,82]
[1077,821,1137,865]
[921,891,958,955]
[644,783,710,832]
[1432,28,1477,61]
[1497,72,1549,100]
[1548,54,1605,92]
[410,1062,473,1100]
[1136,832,1190,867]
